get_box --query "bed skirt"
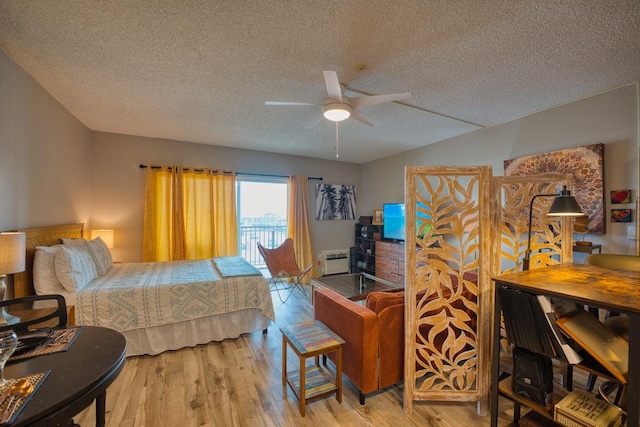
[122,308,271,356]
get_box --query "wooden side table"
[280,320,345,416]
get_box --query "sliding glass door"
[236,177,288,267]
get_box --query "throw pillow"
[62,237,89,247]
[33,245,66,295]
[55,245,98,292]
[87,237,114,275]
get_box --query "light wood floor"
[73,285,531,426]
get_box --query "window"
[236,177,288,266]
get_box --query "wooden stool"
[280,320,344,416]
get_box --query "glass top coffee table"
[310,272,403,303]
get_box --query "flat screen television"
[383,202,434,243]
[383,203,405,242]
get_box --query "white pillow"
[87,237,113,275]
[33,245,66,295]
[54,245,98,292]
[62,237,89,247]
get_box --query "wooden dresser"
[375,240,405,285]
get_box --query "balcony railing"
[240,225,287,267]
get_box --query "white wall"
[90,132,361,262]
[2,47,361,269]
[0,49,92,232]
[360,84,639,255]
[4,43,639,264]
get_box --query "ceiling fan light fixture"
[323,102,352,121]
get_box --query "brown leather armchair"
[313,287,404,404]
[314,273,477,404]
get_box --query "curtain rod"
[138,164,322,181]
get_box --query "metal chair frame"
[257,239,312,303]
[0,294,68,332]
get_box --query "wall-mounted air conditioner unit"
[319,249,350,276]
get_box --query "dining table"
[4,325,126,427]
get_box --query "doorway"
[237,177,288,267]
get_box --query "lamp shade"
[0,232,26,275]
[547,187,584,216]
[91,229,114,248]
[522,185,584,271]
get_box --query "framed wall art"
[611,190,632,204]
[373,209,383,224]
[611,208,632,223]
[315,184,356,220]
[504,143,605,234]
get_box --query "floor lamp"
[522,186,584,271]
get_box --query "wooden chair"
[257,239,312,303]
[0,294,68,332]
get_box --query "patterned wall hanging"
[504,143,605,234]
[315,184,356,220]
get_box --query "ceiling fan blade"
[265,101,316,106]
[323,71,342,102]
[349,92,411,109]
[350,110,376,127]
[305,114,324,129]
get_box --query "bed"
[12,223,275,357]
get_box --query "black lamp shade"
[522,186,584,271]
[547,193,584,217]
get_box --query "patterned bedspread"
[75,257,275,332]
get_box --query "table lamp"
[91,229,114,248]
[0,232,26,325]
[522,186,584,271]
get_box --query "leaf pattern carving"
[405,168,571,409]
[498,180,566,273]
[413,174,480,393]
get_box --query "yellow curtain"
[287,175,315,282]
[143,166,237,261]
[172,167,187,260]
[211,169,238,256]
[182,168,214,260]
[143,166,186,261]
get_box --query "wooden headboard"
[12,223,84,298]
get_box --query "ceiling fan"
[265,71,411,128]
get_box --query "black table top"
[5,326,126,426]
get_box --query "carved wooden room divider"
[403,167,574,414]
[404,166,493,414]
[491,174,574,274]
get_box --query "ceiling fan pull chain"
[335,122,339,158]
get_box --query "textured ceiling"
[1,1,639,164]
